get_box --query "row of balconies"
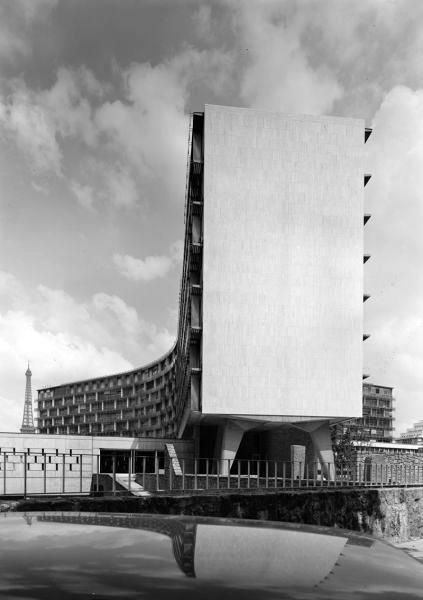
[37,383,176,415]
[37,354,177,402]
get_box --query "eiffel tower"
[21,363,35,433]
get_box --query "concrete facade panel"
[202,105,364,419]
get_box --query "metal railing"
[0,451,95,497]
[3,451,423,497]
[164,458,423,493]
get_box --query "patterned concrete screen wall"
[202,105,364,418]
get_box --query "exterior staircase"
[166,443,183,475]
[114,473,151,497]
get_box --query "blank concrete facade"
[202,106,364,419]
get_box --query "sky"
[0,0,423,436]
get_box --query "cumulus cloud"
[0,0,58,64]
[220,1,423,119]
[0,272,175,431]
[94,47,233,206]
[113,240,183,282]
[0,67,106,176]
[70,180,96,211]
[104,163,139,209]
[228,2,342,114]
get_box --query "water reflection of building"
[37,513,356,585]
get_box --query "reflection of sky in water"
[1,513,423,599]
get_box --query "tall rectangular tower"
[203,106,363,418]
[177,105,368,465]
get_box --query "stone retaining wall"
[11,486,423,543]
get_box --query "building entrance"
[99,450,164,473]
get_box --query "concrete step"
[114,473,151,497]
[165,444,183,475]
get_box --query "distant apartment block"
[339,383,395,443]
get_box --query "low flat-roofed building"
[399,420,423,445]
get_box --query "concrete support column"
[215,420,253,476]
[309,422,335,481]
[291,445,306,480]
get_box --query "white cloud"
[94,47,233,206]
[0,272,175,431]
[70,180,96,211]
[0,0,58,64]
[113,241,183,282]
[0,80,63,175]
[105,163,139,209]
[230,2,342,114]
[0,67,107,176]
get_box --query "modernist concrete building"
[35,105,371,473]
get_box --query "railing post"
[216,459,220,490]
[306,463,309,487]
[112,454,116,496]
[206,459,209,490]
[128,451,132,494]
[142,457,146,490]
[282,462,286,488]
[23,452,27,498]
[62,453,65,494]
[3,452,6,495]
[274,461,278,489]
[265,460,269,488]
[155,453,159,492]
[194,459,198,490]
[314,462,317,487]
[237,460,241,489]
[227,459,231,489]
[182,459,185,491]
[257,460,260,488]
[290,462,294,488]
[247,460,250,489]
[80,454,83,493]
[44,453,47,494]
[299,462,302,488]
[96,454,100,494]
